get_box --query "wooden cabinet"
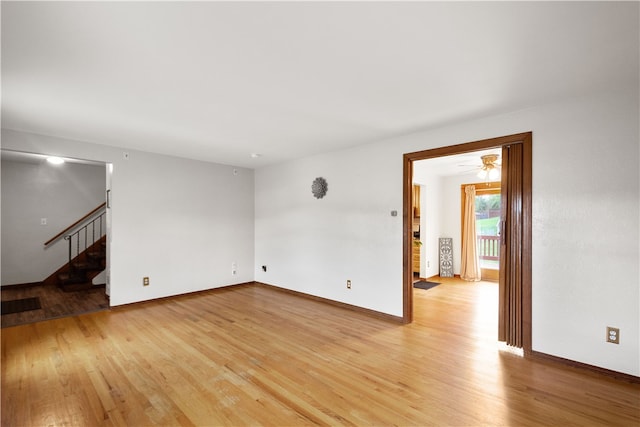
[413,240,420,274]
[412,184,421,274]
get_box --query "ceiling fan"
[477,154,501,180]
[459,154,501,180]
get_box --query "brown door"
[498,142,524,348]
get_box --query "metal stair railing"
[63,211,106,275]
[44,203,107,280]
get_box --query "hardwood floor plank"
[2,280,639,426]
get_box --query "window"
[461,181,501,280]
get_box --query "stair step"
[86,251,105,259]
[49,233,106,290]
[72,261,101,271]
[58,271,87,284]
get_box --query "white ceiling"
[2,2,638,169]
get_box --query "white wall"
[254,144,403,315]
[1,130,255,306]
[255,88,639,376]
[1,159,106,285]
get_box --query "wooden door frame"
[402,132,532,354]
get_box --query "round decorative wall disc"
[312,177,328,199]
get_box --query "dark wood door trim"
[403,132,532,354]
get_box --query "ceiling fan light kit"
[477,154,501,181]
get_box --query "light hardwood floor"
[2,279,639,426]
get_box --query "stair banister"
[63,211,106,275]
[41,203,107,288]
[44,202,106,246]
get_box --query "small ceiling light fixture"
[250,153,261,159]
[477,154,500,181]
[46,156,65,165]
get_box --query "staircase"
[57,236,106,291]
[43,203,107,292]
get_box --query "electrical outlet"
[427,261,430,268]
[347,280,351,289]
[262,265,267,272]
[40,218,47,225]
[606,326,620,344]
[232,262,237,275]
[143,277,149,286]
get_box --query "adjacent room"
[1,1,638,425]
[1,151,109,327]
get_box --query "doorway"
[0,149,111,327]
[403,132,532,353]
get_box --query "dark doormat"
[413,281,440,291]
[2,297,42,315]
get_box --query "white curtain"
[461,185,481,281]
